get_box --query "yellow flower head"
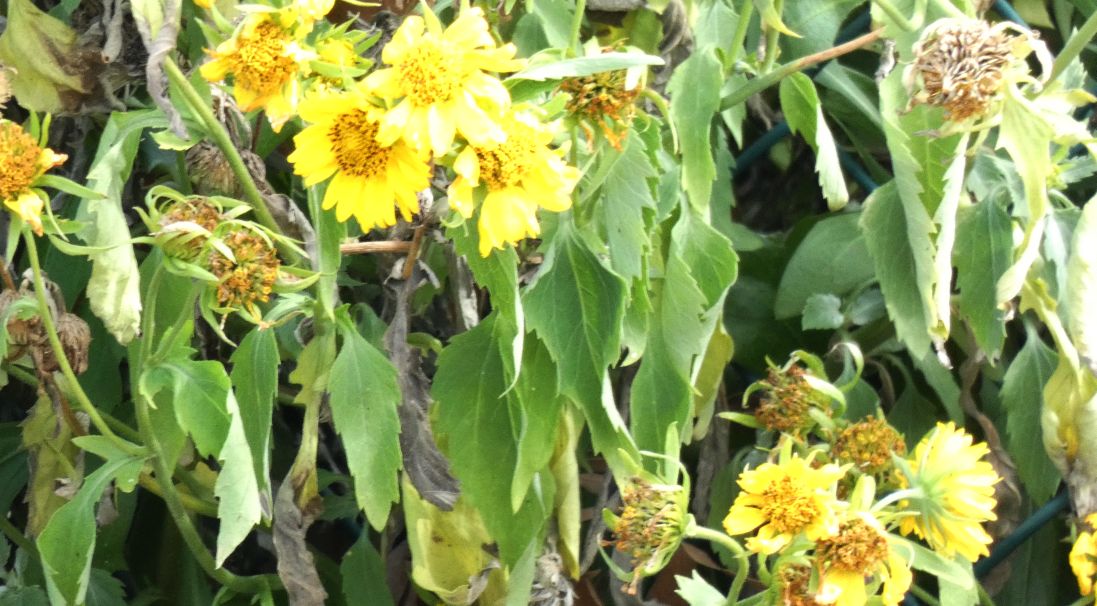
[896,422,999,561]
[364,6,524,156]
[1071,513,1097,596]
[723,455,844,554]
[289,89,432,231]
[200,10,312,132]
[297,0,334,23]
[814,512,912,606]
[448,110,578,256]
[0,120,67,235]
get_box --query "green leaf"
[526,0,572,48]
[894,537,974,590]
[510,52,663,81]
[142,359,231,457]
[954,199,1012,360]
[229,328,278,512]
[780,73,848,210]
[329,316,403,531]
[37,454,143,606]
[669,49,722,211]
[213,391,264,566]
[524,224,632,466]
[77,111,167,345]
[1066,198,1097,376]
[802,293,844,330]
[340,533,395,606]
[594,133,657,280]
[0,587,49,606]
[815,63,883,131]
[860,181,937,355]
[779,0,861,57]
[86,569,126,606]
[23,392,83,536]
[511,336,564,511]
[752,0,798,36]
[1002,336,1061,504]
[775,213,874,319]
[674,571,725,606]
[433,316,552,565]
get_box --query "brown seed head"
[754,366,829,434]
[207,228,280,313]
[832,417,906,475]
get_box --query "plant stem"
[162,57,301,265]
[1051,9,1097,83]
[909,584,942,606]
[719,28,884,111]
[137,475,218,517]
[686,523,750,604]
[761,0,785,72]
[0,515,36,557]
[727,0,755,68]
[569,0,587,56]
[22,231,141,457]
[872,0,917,31]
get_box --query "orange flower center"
[760,476,819,535]
[208,229,280,310]
[229,22,297,97]
[328,110,392,179]
[0,122,43,201]
[397,41,463,105]
[816,518,889,572]
[475,124,538,191]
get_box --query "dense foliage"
[1,0,1097,604]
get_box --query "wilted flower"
[753,365,831,435]
[605,477,688,594]
[1071,514,1097,596]
[832,418,906,476]
[724,455,844,554]
[814,512,912,606]
[207,227,281,318]
[896,422,1000,561]
[364,6,524,156]
[0,119,67,235]
[905,18,1049,122]
[560,68,641,150]
[158,196,224,261]
[448,109,578,256]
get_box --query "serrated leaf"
[229,328,278,513]
[860,181,937,355]
[86,568,126,606]
[802,293,844,330]
[433,316,552,565]
[595,133,657,280]
[142,359,231,457]
[954,199,1011,359]
[780,73,849,210]
[775,213,875,319]
[1066,198,1097,376]
[779,0,861,57]
[674,571,725,606]
[669,50,722,211]
[511,336,564,511]
[1001,336,1061,504]
[329,318,403,531]
[213,391,264,566]
[341,533,396,606]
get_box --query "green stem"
[909,584,942,606]
[686,523,749,604]
[727,0,755,68]
[871,0,917,31]
[761,0,785,72]
[719,28,884,111]
[1051,9,1097,83]
[977,584,997,606]
[162,57,301,265]
[0,515,36,557]
[22,230,141,456]
[569,0,587,56]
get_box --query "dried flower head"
[832,417,906,476]
[815,513,912,606]
[207,228,280,317]
[754,365,830,435]
[52,312,91,374]
[560,69,641,149]
[607,477,687,594]
[186,142,238,197]
[159,196,224,260]
[905,18,1048,122]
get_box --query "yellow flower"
[723,455,844,554]
[200,11,312,132]
[1071,514,1097,596]
[193,0,213,9]
[897,422,999,562]
[364,6,524,156]
[448,110,578,256]
[814,513,912,606]
[288,89,432,231]
[297,0,334,23]
[0,120,67,235]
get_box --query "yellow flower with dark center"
[560,69,640,150]
[723,455,844,554]
[1071,514,1097,596]
[364,7,524,156]
[832,418,906,476]
[289,90,432,231]
[448,110,578,256]
[897,422,1000,561]
[0,120,67,235]
[201,11,310,132]
[814,513,912,606]
[207,227,280,317]
[905,18,1044,122]
[608,478,688,594]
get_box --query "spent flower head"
[207,226,281,320]
[752,364,832,436]
[560,65,641,150]
[832,417,906,477]
[895,422,1000,561]
[0,119,67,235]
[814,512,911,606]
[604,477,688,594]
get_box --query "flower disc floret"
[897,422,1000,561]
[159,197,224,260]
[814,513,912,606]
[609,477,687,593]
[723,456,843,554]
[207,228,280,315]
[0,120,67,235]
[289,90,432,231]
[448,110,578,256]
[365,7,524,156]
[201,12,308,132]
[833,418,906,476]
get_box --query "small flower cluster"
[0,119,67,235]
[201,3,579,256]
[559,66,640,150]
